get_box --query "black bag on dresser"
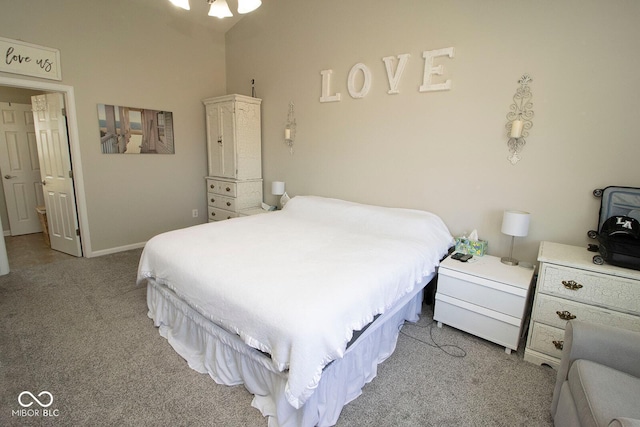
[588,186,640,270]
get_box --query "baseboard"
[88,241,146,258]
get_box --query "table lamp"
[271,181,289,209]
[501,210,530,266]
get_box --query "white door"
[0,102,44,235]
[31,93,82,257]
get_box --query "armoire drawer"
[538,264,640,315]
[207,179,237,197]
[208,206,238,221]
[208,194,236,211]
[532,293,640,332]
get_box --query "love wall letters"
[320,47,454,103]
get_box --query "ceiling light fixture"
[170,0,261,18]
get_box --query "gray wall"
[0,0,228,254]
[226,0,640,263]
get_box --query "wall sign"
[0,36,62,81]
[320,47,454,103]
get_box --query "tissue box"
[454,237,488,256]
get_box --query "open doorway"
[0,76,90,270]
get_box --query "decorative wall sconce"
[284,102,296,155]
[505,74,534,165]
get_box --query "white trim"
[89,241,146,258]
[0,76,92,257]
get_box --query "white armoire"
[203,94,263,221]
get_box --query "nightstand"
[434,253,535,354]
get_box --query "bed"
[137,196,453,426]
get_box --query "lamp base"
[501,257,519,266]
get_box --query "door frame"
[0,76,91,257]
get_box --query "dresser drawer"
[538,264,640,315]
[532,293,640,332]
[208,206,238,221]
[208,194,236,211]
[437,269,527,318]
[527,321,565,359]
[207,179,237,197]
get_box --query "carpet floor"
[0,246,555,426]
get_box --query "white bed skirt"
[146,277,430,427]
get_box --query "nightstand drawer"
[539,264,640,315]
[532,293,640,332]
[437,269,527,318]
[434,294,521,350]
[208,206,238,221]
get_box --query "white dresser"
[203,94,263,221]
[524,241,640,368]
[434,254,535,354]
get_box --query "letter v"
[382,54,410,94]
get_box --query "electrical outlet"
[192,209,198,218]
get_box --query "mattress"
[137,196,453,409]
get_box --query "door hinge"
[76,229,80,237]
[69,170,73,179]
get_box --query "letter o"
[347,63,372,99]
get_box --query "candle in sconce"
[510,120,523,138]
[285,128,291,140]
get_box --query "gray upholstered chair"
[551,320,640,427]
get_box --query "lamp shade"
[209,0,233,17]
[272,181,285,196]
[501,210,530,237]
[169,0,190,9]
[238,0,262,14]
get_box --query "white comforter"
[137,196,453,409]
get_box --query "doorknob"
[3,175,16,179]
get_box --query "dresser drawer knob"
[226,202,231,206]
[552,340,564,350]
[226,187,231,192]
[211,198,215,203]
[211,212,215,216]
[210,184,214,189]
[556,310,577,321]
[562,280,583,291]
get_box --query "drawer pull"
[226,187,231,192]
[556,310,576,321]
[211,198,215,203]
[562,280,583,291]
[210,184,214,189]
[226,202,231,206]
[211,212,215,216]
[552,340,564,350]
